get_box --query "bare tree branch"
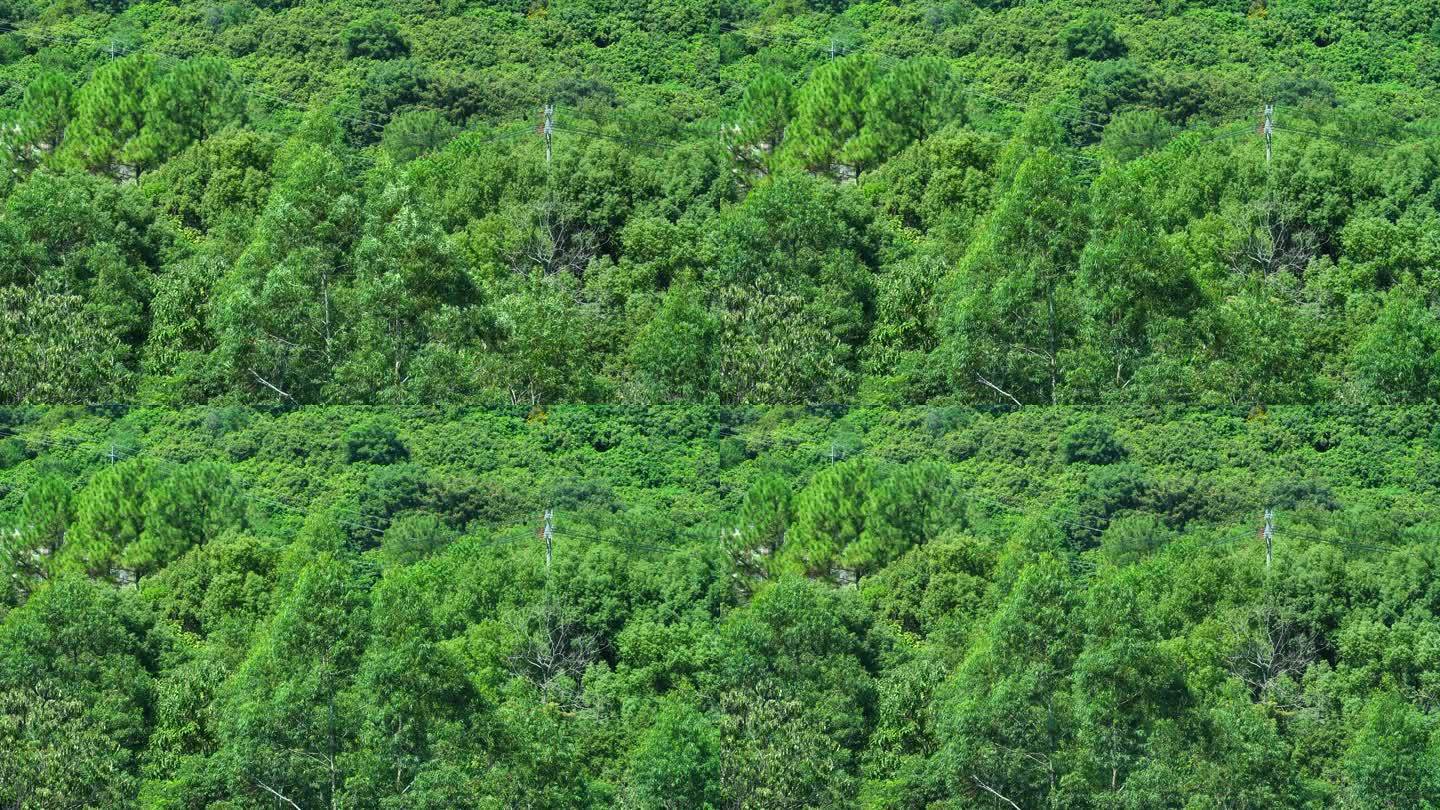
[1225,602,1316,700]
[250,369,295,402]
[976,374,1023,407]
[252,778,303,810]
[972,775,1023,810]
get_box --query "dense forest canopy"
[3,405,1440,806]
[5,0,1440,803]
[2,0,1440,404]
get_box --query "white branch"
[252,778,303,810]
[976,374,1023,407]
[250,369,295,402]
[972,775,1023,810]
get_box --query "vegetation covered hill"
[3,0,1440,404]
[3,406,1440,806]
[4,0,1440,804]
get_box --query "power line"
[708,422,1109,535]
[0,17,1099,153]
[0,20,706,145]
[0,20,391,122]
[550,122,681,152]
[0,20,394,129]
[960,489,1108,536]
[7,19,1412,173]
[8,16,1430,161]
[1189,529,1251,551]
[742,23,1422,155]
[1272,520,1395,555]
[0,424,389,536]
[715,18,1107,128]
[2,423,1415,575]
[712,28,1290,165]
[0,21,633,161]
[1271,124,1400,151]
[1184,122,1258,146]
[0,427,98,493]
[551,519,683,555]
[0,20,714,143]
[563,530,679,556]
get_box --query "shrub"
[342,13,409,60]
[343,419,408,465]
[1060,11,1127,61]
[1059,418,1127,465]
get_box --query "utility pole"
[1263,507,1274,569]
[830,38,836,59]
[108,444,117,465]
[543,103,554,165]
[542,508,554,571]
[1263,103,1273,165]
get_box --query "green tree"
[215,142,362,403]
[337,176,485,402]
[1061,11,1127,60]
[124,463,246,579]
[728,474,792,582]
[782,459,876,578]
[784,55,877,177]
[852,59,951,170]
[139,529,277,656]
[80,242,150,369]
[0,474,72,605]
[347,562,487,806]
[712,578,876,807]
[480,273,603,405]
[630,281,719,401]
[0,686,139,808]
[936,555,1079,806]
[140,127,277,233]
[1076,59,1160,138]
[1100,109,1173,162]
[1072,161,1199,400]
[708,174,876,403]
[380,109,457,163]
[862,254,947,398]
[0,287,131,404]
[1058,417,1128,465]
[378,513,454,567]
[1350,284,1440,402]
[64,458,161,579]
[4,71,73,172]
[938,148,1088,404]
[627,702,723,809]
[343,418,409,464]
[1341,692,1440,808]
[216,553,369,809]
[728,70,792,178]
[64,54,158,176]
[136,58,244,167]
[845,462,957,578]
[1070,569,1187,796]
[0,577,155,808]
[342,12,409,60]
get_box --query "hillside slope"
[2,406,1440,805]
[2,0,1440,404]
